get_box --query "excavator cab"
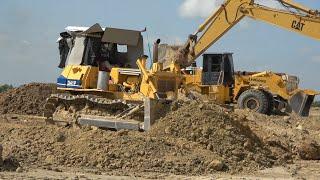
[182,53,234,104]
[202,53,235,86]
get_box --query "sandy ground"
[0,84,319,179]
[0,161,319,179]
[0,108,318,179]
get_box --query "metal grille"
[157,80,176,92]
[202,72,222,85]
[286,75,299,93]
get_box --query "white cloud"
[22,40,32,46]
[145,35,184,46]
[255,0,283,9]
[179,0,223,18]
[179,0,284,18]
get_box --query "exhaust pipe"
[288,90,316,117]
[153,39,161,63]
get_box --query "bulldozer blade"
[77,116,142,130]
[288,91,315,117]
[76,99,171,131]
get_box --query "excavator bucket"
[288,90,317,117]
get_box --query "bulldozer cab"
[58,24,144,69]
[202,53,235,86]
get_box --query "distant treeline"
[0,84,13,93]
[313,101,320,107]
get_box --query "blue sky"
[0,0,319,91]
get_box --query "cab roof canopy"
[102,27,142,46]
[64,23,143,46]
[81,23,104,35]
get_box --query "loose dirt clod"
[297,140,320,160]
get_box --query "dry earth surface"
[0,83,319,179]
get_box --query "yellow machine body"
[183,68,231,104]
[233,71,298,101]
[58,57,181,102]
[233,71,318,116]
[183,53,318,116]
[58,65,99,89]
[184,68,318,116]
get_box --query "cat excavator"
[159,0,320,116]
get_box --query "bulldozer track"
[44,93,143,124]
[48,93,134,106]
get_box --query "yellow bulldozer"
[45,24,182,131]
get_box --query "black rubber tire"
[264,91,274,115]
[237,89,269,114]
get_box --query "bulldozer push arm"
[136,56,159,99]
[177,0,320,66]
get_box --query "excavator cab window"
[82,37,101,66]
[223,54,235,86]
[211,60,221,72]
[202,54,222,85]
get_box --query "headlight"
[282,75,288,81]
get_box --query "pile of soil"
[0,83,57,116]
[0,101,281,176]
[150,101,277,172]
[233,109,320,161]
[0,121,220,176]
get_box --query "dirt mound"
[149,101,276,172]
[0,101,281,176]
[0,122,220,176]
[0,83,57,116]
[0,94,319,176]
[233,109,320,161]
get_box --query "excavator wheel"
[238,89,269,114]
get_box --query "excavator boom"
[176,0,320,67]
[242,3,320,40]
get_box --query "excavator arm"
[176,0,320,67]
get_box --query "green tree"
[0,84,13,93]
